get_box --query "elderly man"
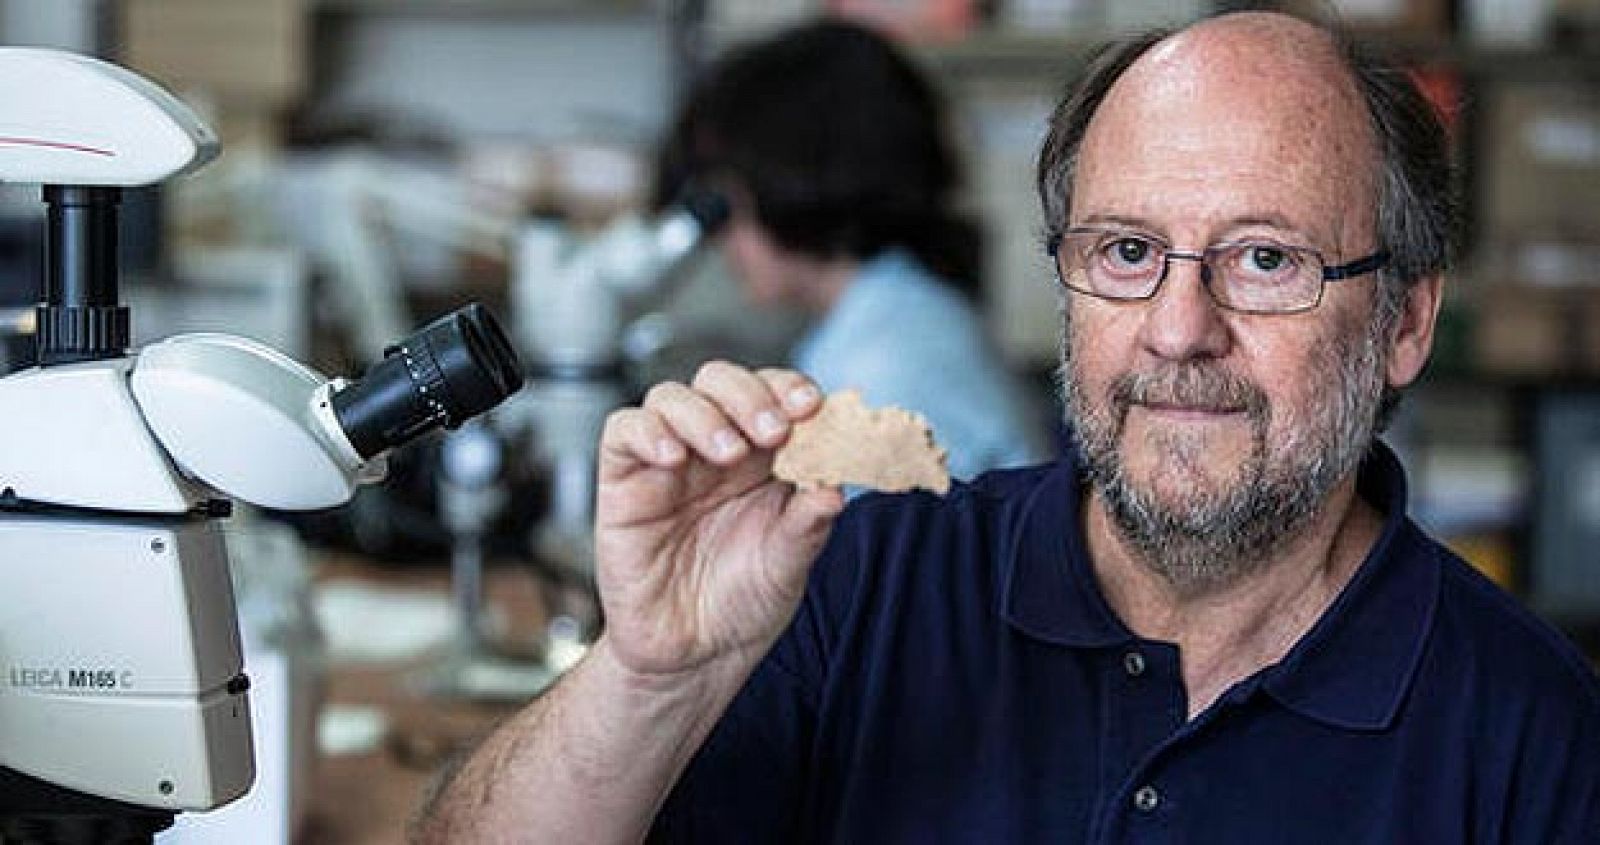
[419,11,1600,842]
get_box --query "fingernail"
[755,410,786,438]
[787,385,819,410]
[657,438,684,463]
[713,429,743,458]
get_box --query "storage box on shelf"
[1473,282,1574,377]
[1276,0,1452,39]
[1481,81,1600,238]
[1471,234,1600,377]
[1580,287,1600,374]
[118,0,309,108]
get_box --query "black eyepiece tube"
[37,185,130,365]
[330,304,521,460]
[678,183,729,236]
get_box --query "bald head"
[1072,12,1378,260]
[1149,12,1355,89]
[1035,9,1464,286]
[1118,12,1366,138]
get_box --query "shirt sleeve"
[1498,674,1600,842]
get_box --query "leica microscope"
[0,48,520,841]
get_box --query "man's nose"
[1137,256,1231,361]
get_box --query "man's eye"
[1107,238,1153,267]
[1245,245,1289,273]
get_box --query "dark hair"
[655,20,982,298]
[1035,12,1458,423]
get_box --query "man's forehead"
[1141,13,1352,90]
[1110,14,1363,133]
[1074,13,1375,235]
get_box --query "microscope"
[512,184,727,597]
[0,48,521,841]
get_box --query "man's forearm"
[413,635,752,843]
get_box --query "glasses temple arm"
[1322,250,1390,281]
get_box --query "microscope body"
[0,357,247,813]
[0,336,378,812]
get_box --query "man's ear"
[1386,274,1444,390]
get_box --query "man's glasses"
[1047,227,1389,315]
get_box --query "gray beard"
[1058,307,1389,595]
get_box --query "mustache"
[1110,363,1269,417]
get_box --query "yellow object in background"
[1447,532,1518,590]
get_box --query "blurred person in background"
[654,20,1051,483]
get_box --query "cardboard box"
[1473,236,1600,374]
[1276,0,1450,38]
[1490,235,1600,289]
[1580,289,1600,374]
[119,0,308,107]
[1481,83,1600,238]
[1474,285,1574,376]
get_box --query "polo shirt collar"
[1000,448,1133,649]
[1000,439,1439,732]
[1260,443,1439,731]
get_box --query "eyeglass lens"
[1055,232,1325,313]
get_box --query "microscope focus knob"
[36,299,129,364]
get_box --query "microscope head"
[0,47,221,368]
[0,47,217,187]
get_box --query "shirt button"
[1133,785,1160,812]
[1123,650,1147,677]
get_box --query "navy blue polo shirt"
[650,443,1600,842]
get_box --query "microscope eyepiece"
[678,183,729,236]
[330,304,521,460]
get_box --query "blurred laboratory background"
[0,0,1596,842]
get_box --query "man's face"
[1059,32,1390,589]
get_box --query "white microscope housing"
[0,47,520,836]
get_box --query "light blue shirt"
[792,250,1051,483]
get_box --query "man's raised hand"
[593,361,845,682]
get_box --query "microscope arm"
[0,336,378,515]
